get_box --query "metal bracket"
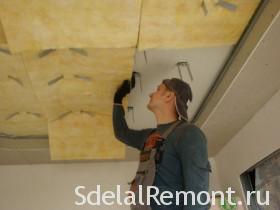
[127,106,135,122]
[133,71,142,92]
[143,51,148,64]
[176,61,194,81]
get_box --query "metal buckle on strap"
[136,170,146,175]
[140,150,151,162]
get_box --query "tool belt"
[129,121,182,210]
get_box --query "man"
[113,76,212,210]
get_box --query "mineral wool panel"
[48,111,125,160]
[0,0,141,53]
[0,112,47,137]
[23,48,135,120]
[0,45,47,136]
[0,21,6,44]
[138,0,260,50]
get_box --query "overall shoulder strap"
[161,120,183,139]
[154,121,184,166]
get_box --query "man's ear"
[165,91,175,102]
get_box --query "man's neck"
[155,112,178,125]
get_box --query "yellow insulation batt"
[0,0,141,53]
[22,47,134,160]
[0,44,47,136]
[138,0,260,50]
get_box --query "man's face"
[147,83,170,111]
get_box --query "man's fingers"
[119,80,131,94]
[123,80,130,91]
[114,80,131,103]
[118,79,129,89]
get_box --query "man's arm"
[175,125,212,209]
[112,75,154,151]
[113,104,153,150]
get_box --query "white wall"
[214,88,280,201]
[209,158,222,192]
[0,161,138,210]
[0,157,220,210]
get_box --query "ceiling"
[126,0,280,158]
[126,46,234,128]
[201,5,280,156]
[1,0,278,164]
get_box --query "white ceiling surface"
[202,10,280,156]
[126,46,233,129]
